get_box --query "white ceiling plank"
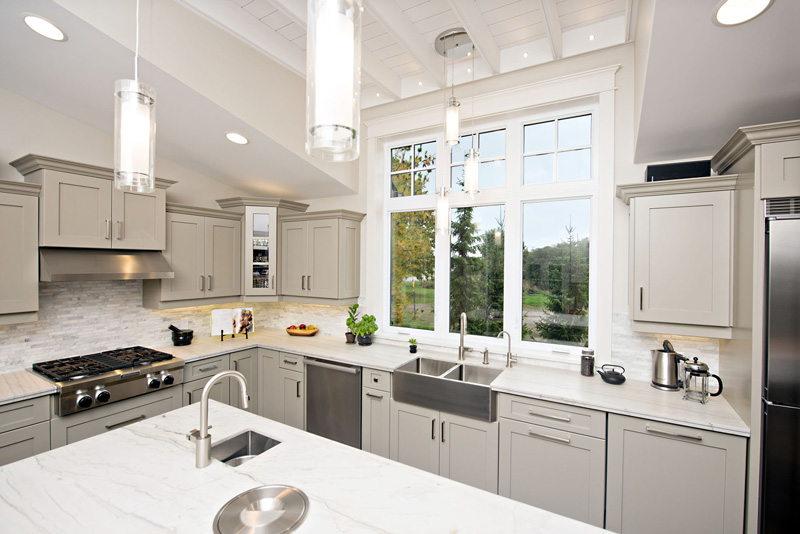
[362,0,446,87]
[270,0,307,25]
[539,0,563,60]
[445,0,501,75]
[625,0,640,42]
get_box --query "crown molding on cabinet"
[165,202,243,221]
[9,154,177,190]
[215,197,309,211]
[616,174,738,204]
[712,119,800,174]
[279,209,366,222]
[0,180,40,197]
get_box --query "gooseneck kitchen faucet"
[187,370,249,468]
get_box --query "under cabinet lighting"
[23,15,67,42]
[225,132,249,145]
[714,0,773,26]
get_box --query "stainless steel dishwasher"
[305,358,362,448]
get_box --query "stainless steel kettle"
[651,340,688,391]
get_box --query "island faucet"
[458,312,472,361]
[187,370,249,468]
[497,331,517,368]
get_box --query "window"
[523,115,591,184]
[450,130,506,191]
[390,210,435,331]
[449,205,505,336]
[390,141,436,197]
[522,199,590,347]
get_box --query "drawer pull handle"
[208,275,213,291]
[431,418,436,440]
[105,414,146,431]
[308,275,311,290]
[441,421,445,443]
[301,275,305,290]
[272,275,275,289]
[528,409,571,423]
[233,360,238,371]
[527,428,571,444]
[646,425,702,441]
[365,392,383,399]
[296,381,301,398]
[200,275,205,291]
[105,219,111,240]
[283,359,298,365]
[116,220,123,240]
[187,391,192,404]
[640,287,644,311]
[199,365,219,372]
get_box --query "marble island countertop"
[0,401,604,533]
[0,328,749,437]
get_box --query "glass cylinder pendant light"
[306,0,362,162]
[436,29,471,147]
[114,0,155,194]
[445,97,460,146]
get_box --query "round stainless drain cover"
[213,485,309,534]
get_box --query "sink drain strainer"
[213,485,309,534]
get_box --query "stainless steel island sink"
[393,357,503,421]
[210,430,281,467]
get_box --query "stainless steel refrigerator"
[761,216,800,533]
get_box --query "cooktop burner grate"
[32,347,174,382]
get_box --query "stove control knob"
[77,395,93,409]
[95,390,111,403]
[162,374,175,386]
[147,378,161,389]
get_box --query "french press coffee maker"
[683,357,723,404]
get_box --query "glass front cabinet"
[245,206,277,296]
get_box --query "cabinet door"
[160,213,205,301]
[606,414,746,534]
[0,193,38,315]
[632,192,731,327]
[245,207,277,296]
[278,368,304,430]
[0,421,50,467]
[205,217,241,298]
[390,400,439,475]
[111,187,165,250]
[281,221,308,296]
[362,387,390,458]
[499,418,605,527]
[761,139,800,199]
[338,219,360,298]
[440,413,499,493]
[230,349,258,413]
[183,377,230,408]
[40,171,112,248]
[258,349,280,420]
[307,218,339,298]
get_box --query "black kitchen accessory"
[169,325,193,346]
[598,364,626,385]
[581,349,595,377]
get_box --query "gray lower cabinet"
[390,399,498,493]
[257,348,280,420]
[257,351,304,429]
[51,387,182,448]
[605,414,747,534]
[183,375,230,407]
[498,394,606,528]
[0,396,50,466]
[362,387,390,458]
[230,348,258,413]
[182,354,233,408]
[278,366,304,430]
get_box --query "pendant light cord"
[134,0,140,82]
[471,45,476,151]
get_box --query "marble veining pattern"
[0,370,55,406]
[0,402,605,533]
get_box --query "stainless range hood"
[39,248,175,282]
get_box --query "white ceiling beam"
[270,0,401,99]
[445,0,501,75]
[625,0,641,43]
[539,0,563,60]
[362,0,446,87]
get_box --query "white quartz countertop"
[0,370,56,406]
[0,401,604,533]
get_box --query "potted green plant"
[408,338,417,353]
[345,304,359,344]
[354,314,378,346]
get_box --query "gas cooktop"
[33,346,174,382]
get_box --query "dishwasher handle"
[305,359,361,375]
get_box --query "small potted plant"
[345,304,359,344]
[408,338,418,353]
[354,314,379,346]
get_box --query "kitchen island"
[0,401,603,533]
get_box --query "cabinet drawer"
[0,421,50,467]
[0,396,50,434]
[498,394,605,439]
[184,354,230,381]
[279,353,304,371]
[362,368,391,393]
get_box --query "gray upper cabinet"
[0,181,40,325]
[280,210,364,304]
[10,155,173,250]
[605,414,746,534]
[143,204,242,308]
[760,139,800,199]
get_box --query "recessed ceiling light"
[376,92,380,97]
[522,52,528,58]
[467,51,472,56]
[588,34,595,41]
[466,67,472,73]
[23,15,67,42]
[418,81,423,86]
[225,132,249,145]
[713,0,773,26]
